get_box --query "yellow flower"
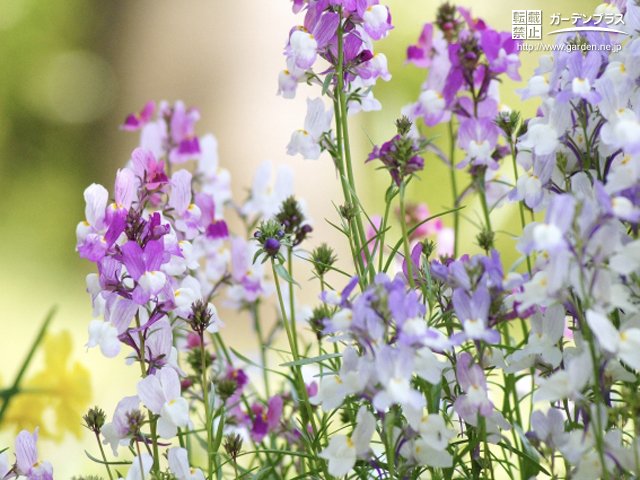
[3,330,92,441]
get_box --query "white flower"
[534,350,592,402]
[241,160,294,219]
[288,29,317,70]
[572,77,591,97]
[138,271,167,298]
[586,309,640,370]
[287,98,333,160]
[418,414,455,451]
[311,348,371,410]
[87,320,120,358]
[123,454,153,480]
[168,447,206,480]
[319,406,376,476]
[137,368,189,438]
[609,239,640,276]
[520,75,550,98]
[519,122,559,156]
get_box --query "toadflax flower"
[137,367,189,438]
[101,395,141,456]
[412,414,456,468]
[586,309,640,370]
[319,406,376,476]
[123,453,153,480]
[14,429,53,480]
[287,97,333,160]
[168,447,206,480]
[453,352,493,424]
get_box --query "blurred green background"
[0,0,599,475]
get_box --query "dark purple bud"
[264,237,281,256]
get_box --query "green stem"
[335,10,372,284]
[399,183,416,289]
[333,99,366,286]
[201,333,214,479]
[251,301,270,398]
[149,416,160,473]
[583,318,610,480]
[0,307,55,424]
[377,184,396,273]
[477,176,494,254]
[271,261,331,479]
[95,431,114,480]
[287,248,300,359]
[509,142,532,275]
[448,120,460,258]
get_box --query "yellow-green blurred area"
[0,0,599,475]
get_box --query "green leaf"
[84,450,132,465]
[499,434,549,477]
[229,347,293,382]
[273,263,299,287]
[280,352,342,368]
[322,73,335,96]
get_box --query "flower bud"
[311,243,337,278]
[82,406,106,433]
[224,433,244,462]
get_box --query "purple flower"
[451,287,499,344]
[168,101,201,163]
[457,118,500,169]
[130,148,169,191]
[120,239,168,305]
[479,29,521,81]
[453,352,493,423]
[557,51,602,104]
[362,4,393,40]
[367,134,424,187]
[407,23,435,68]
[519,194,576,254]
[251,395,284,443]
[121,101,155,131]
[15,429,53,480]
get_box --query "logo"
[511,10,627,40]
[512,10,542,40]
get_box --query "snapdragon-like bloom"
[412,414,456,468]
[14,429,53,480]
[453,352,493,423]
[137,367,189,438]
[168,447,206,480]
[319,406,376,476]
[241,160,294,220]
[534,350,592,403]
[250,395,283,443]
[451,287,499,344]
[101,396,141,456]
[287,98,333,160]
[124,453,153,480]
[586,310,640,370]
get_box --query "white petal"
[586,310,620,353]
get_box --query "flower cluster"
[12,1,640,479]
[283,0,393,160]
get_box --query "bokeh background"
[0,0,599,475]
